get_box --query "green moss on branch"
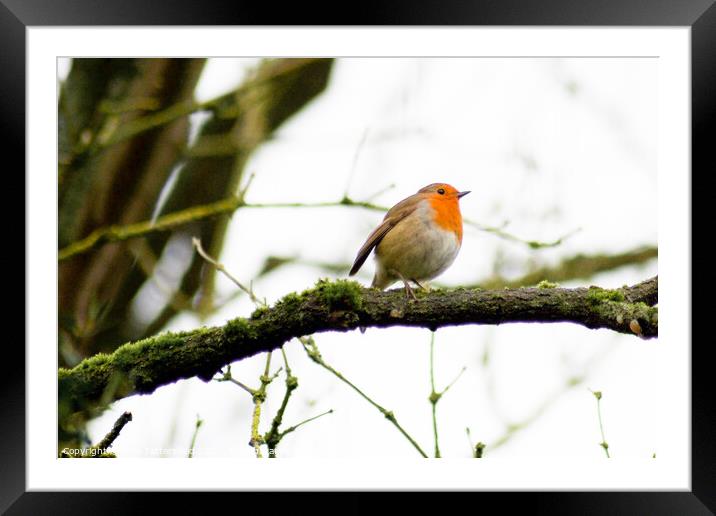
[59,276,658,420]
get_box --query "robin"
[349,183,470,299]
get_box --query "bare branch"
[301,335,428,458]
[92,411,132,455]
[59,194,586,262]
[187,415,203,458]
[429,332,467,458]
[476,246,658,290]
[57,196,383,262]
[589,389,611,458]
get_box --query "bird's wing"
[348,219,395,276]
[348,198,416,276]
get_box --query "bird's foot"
[411,278,430,292]
[402,280,418,301]
[392,271,418,301]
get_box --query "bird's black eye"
[437,188,445,195]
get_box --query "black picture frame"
[7,0,713,513]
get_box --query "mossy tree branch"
[59,277,658,417]
[58,196,385,262]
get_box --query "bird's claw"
[404,283,418,301]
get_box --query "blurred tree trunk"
[141,58,334,339]
[58,58,334,371]
[59,58,207,368]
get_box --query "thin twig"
[264,348,299,458]
[187,414,203,458]
[93,411,133,454]
[301,335,428,458]
[471,224,581,250]
[279,409,334,440]
[465,428,486,458]
[238,172,256,203]
[192,237,262,305]
[59,193,577,262]
[589,389,610,458]
[343,128,369,197]
[214,365,256,395]
[441,368,467,396]
[429,332,440,458]
[194,238,277,458]
[228,378,256,395]
[364,182,396,202]
[58,196,384,261]
[195,238,334,459]
[249,353,273,458]
[428,332,467,458]
[59,196,243,261]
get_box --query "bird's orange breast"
[428,197,463,242]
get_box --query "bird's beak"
[457,191,471,199]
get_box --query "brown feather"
[348,195,420,276]
[348,219,394,276]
